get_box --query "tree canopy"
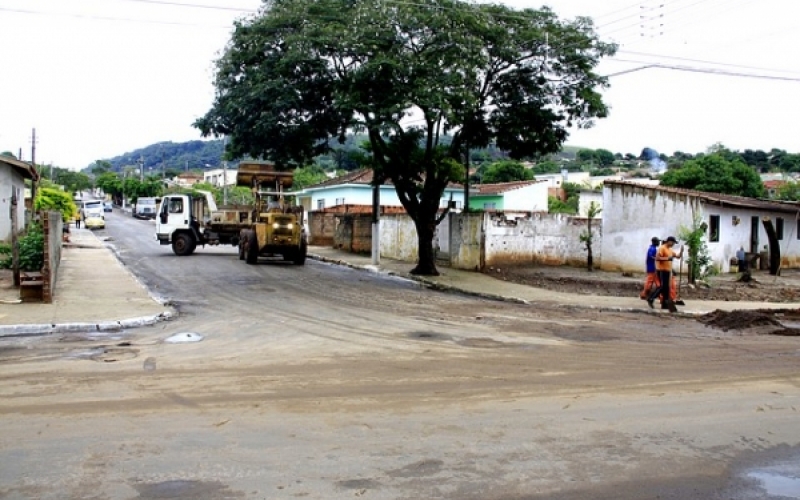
[195,0,615,274]
[659,153,765,198]
[481,160,534,183]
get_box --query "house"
[296,169,466,213]
[601,180,800,273]
[1,155,38,242]
[203,168,238,188]
[763,180,787,198]
[534,171,590,188]
[172,172,203,188]
[469,180,548,213]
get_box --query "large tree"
[195,0,615,274]
[660,153,765,198]
[481,160,534,183]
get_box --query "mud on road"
[486,264,800,303]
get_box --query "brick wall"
[308,212,336,246]
[333,214,372,254]
[42,211,63,303]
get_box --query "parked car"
[84,213,105,230]
[81,200,104,219]
[103,202,113,212]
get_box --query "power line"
[0,6,232,28]
[616,49,800,76]
[112,0,256,13]
[609,59,800,82]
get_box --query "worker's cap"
[651,237,660,244]
[664,236,678,243]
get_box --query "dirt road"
[0,213,798,499]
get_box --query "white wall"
[203,168,237,187]
[601,183,698,272]
[379,214,418,262]
[502,182,549,212]
[484,212,599,268]
[579,190,603,217]
[701,205,800,272]
[601,182,800,273]
[535,171,590,187]
[0,167,27,242]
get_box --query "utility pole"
[139,155,144,182]
[222,137,228,205]
[223,160,228,205]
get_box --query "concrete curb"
[0,311,175,338]
[307,253,705,317]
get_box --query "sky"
[1,0,799,170]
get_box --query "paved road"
[0,210,798,499]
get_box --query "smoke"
[640,147,667,173]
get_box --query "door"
[750,216,760,253]
[156,196,189,240]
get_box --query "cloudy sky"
[1,0,799,170]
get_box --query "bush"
[35,187,78,222]
[18,224,44,272]
[0,243,11,269]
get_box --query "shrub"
[35,187,78,222]
[0,243,11,269]
[18,224,44,272]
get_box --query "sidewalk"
[0,226,173,336]
[2,235,797,337]
[307,246,800,316]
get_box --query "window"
[335,197,345,206]
[776,217,784,240]
[168,198,183,214]
[709,215,720,242]
[483,202,496,210]
[317,199,325,210]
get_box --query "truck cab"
[156,195,201,256]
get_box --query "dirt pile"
[486,266,800,303]
[698,309,800,336]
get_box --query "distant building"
[172,172,203,188]
[203,168,237,188]
[469,180,548,213]
[296,169,465,213]
[1,155,38,242]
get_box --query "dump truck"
[155,162,307,265]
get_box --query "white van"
[81,200,104,219]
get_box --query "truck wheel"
[293,242,307,265]
[172,233,194,256]
[245,231,258,265]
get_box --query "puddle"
[165,332,204,343]
[133,479,242,499]
[406,331,451,342]
[746,471,800,498]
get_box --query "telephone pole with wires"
[639,2,664,39]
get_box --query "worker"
[647,236,683,311]
[641,236,684,307]
[267,196,282,211]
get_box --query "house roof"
[763,180,787,189]
[305,168,463,190]
[604,180,800,215]
[475,180,544,195]
[0,155,38,181]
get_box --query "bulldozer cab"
[236,161,303,224]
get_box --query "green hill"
[93,139,230,173]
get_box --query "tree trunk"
[762,217,781,276]
[410,219,439,276]
[586,218,593,272]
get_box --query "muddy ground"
[485,265,800,303]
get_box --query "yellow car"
[84,214,106,230]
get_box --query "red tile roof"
[763,180,787,189]
[604,180,800,214]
